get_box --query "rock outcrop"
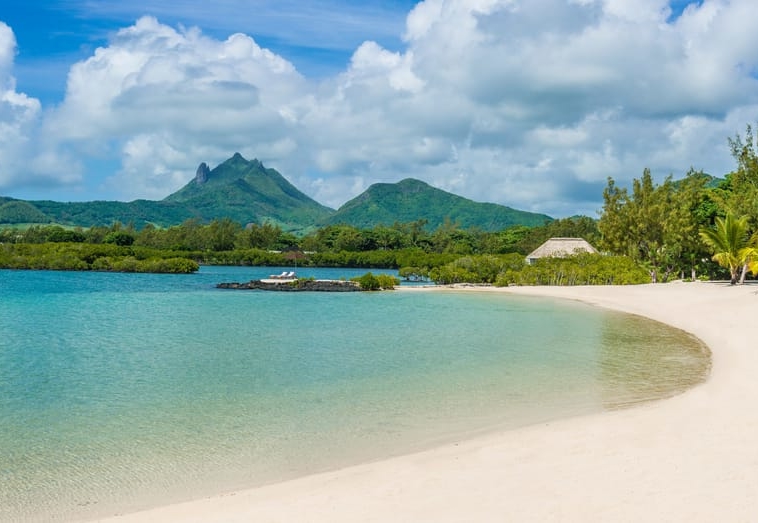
[195,162,210,185]
[216,279,362,292]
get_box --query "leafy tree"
[372,225,408,250]
[204,218,241,251]
[404,219,429,248]
[662,169,712,280]
[352,272,381,290]
[398,266,429,281]
[599,169,709,282]
[104,231,136,246]
[699,213,757,285]
[376,273,400,289]
[599,169,669,281]
[717,124,758,227]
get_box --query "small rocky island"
[216,279,361,292]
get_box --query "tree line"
[2,123,756,283]
[598,124,758,284]
[0,215,598,256]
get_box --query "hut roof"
[526,237,598,263]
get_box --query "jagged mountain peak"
[195,162,210,185]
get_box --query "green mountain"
[0,154,333,230]
[327,178,552,231]
[163,153,333,228]
[0,156,553,232]
[28,199,188,228]
[0,200,53,224]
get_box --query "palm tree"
[699,213,757,285]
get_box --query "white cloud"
[38,16,307,199]
[0,22,48,190]
[4,0,758,217]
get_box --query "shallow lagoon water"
[0,267,709,521]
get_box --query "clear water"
[0,267,710,522]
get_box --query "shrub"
[376,273,400,290]
[352,272,381,290]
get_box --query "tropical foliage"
[426,253,648,286]
[595,123,758,284]
[0,242,198,273]
[699,213,758,284]
[598,168,714,282]
[3,124,758,284]
[351,272,401,290]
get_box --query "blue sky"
[1,0,756,217]
[6,1,417,103]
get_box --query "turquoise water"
[0,267,709,521]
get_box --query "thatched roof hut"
[526,237,598,265]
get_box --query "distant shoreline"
[99,281,758,523]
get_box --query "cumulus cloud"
[5,0,758,216]
[36,16,309,200]
[0,22,45,190]
[301,0,758,215]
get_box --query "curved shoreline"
[100,282,758,522]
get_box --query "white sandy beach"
[100,282,758,522]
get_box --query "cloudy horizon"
[2,0,757,218]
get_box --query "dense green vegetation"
[0,154,333,230]
[0,153,550,233]
[0,242,198,273]
[597,123,758,284]
[326,178,551,230]
[2,124,756,283]
[351,272,401,290]
[0,214,597,275]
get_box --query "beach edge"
[99,282,758,522]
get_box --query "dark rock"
[216,279,362,292]
[195,162,210,185]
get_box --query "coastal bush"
[495,254,649,286]
[352,272,381,290]
[103,231,136,246]
[44,226,86,243]
[137,257,199,273]
[91,256,114,271]
[111,256,139,272]
[398,266,429,281]
[429,265,478,284]
[430,253,527,285]
[376,273,400,289]
[284,276,316,289]
[426,252,649,286]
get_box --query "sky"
[2,0,758,218]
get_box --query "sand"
[99,282,758,522]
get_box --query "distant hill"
[0,156,553,232]
[327,178,552,231]
[670,172,724,190]
[0,154,333,230]
[0,200,53,224]
[27,199,188,228]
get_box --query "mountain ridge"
[0,154,553,232]
[327,178,551,230]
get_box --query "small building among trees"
[526,237,598,265]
